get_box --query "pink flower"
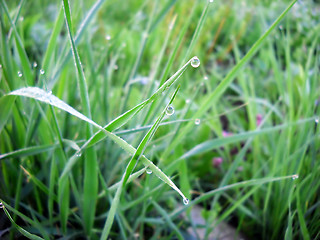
[222,131,233,137]
[256,114,263,126]
[212,157,223,168]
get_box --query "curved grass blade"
[101,87,184,239]
[86,57,195,148]
[169,174,299,219]
[0,143,58,160]
[8,87,187,216]
[1,201,44,240]
[179,117,314,160]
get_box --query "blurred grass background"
[0,0,319,239]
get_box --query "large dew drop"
[194,119,201,125]
[40,69,45,75]
[166,105,175,116]
[146,168,152,174]
[191,56,200,68]
[18,71,22,77]
[183,198,189,205]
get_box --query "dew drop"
[185,99,191,104]
[194,119,201,125]
[0,64,2,69]
[191,56,200,68]
[146,168,152,174]
[183,198,189,205]
[0,201,3,209]
[315,117,319,124]
[40,69,45,75]
[292,174,299,180]
[166,105,175,116]
[33,62,38,68]
[76,152,82,157]
[209,0,214,2]
[18,71,23,77]
[204,75,208,80]
[105,35,111,40]
[114,65,118,70]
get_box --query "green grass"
[0,0,319,239]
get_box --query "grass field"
[0,0,319,239]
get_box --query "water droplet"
[40,69,45,75]
[19,16,24,21]
[315,117,319,124]
[279,25,283,30]
[0,202,3,208]
[209,0,214,2]
[18,71,22,77]
[204,76,208,80]
[114,65,118,70]
[185,99,191,104]
[194,119,201,125]
[292,174,299,180]
[191,56,200,68]
[146,168,152,174]
[166,105,175,116]
[0,64,2,69]
[105,35,111,40]
[33,62,37,68]
[76,153,82,157]
[183,198,189,205]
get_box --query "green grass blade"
[0,95,16,133]
[8,79,188,220]
[169,174,299,219]
[41,6,64,72]
[101,87,182,239]
[1,201,44,240]
[0,0,33,85]
[0,143,58,160]
[180,117,314,160]
[62,0,98,235]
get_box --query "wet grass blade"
[62,0,98,235]
[101,87,183,239]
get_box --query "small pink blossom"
[212,157,223,168]
[256,114,263,126]
[222,131,233,137]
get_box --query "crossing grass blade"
[101,87,183,239]
[169,174,299,219]
[8,79,188,218]
[62,0,98,235]
[1,200,45,240]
